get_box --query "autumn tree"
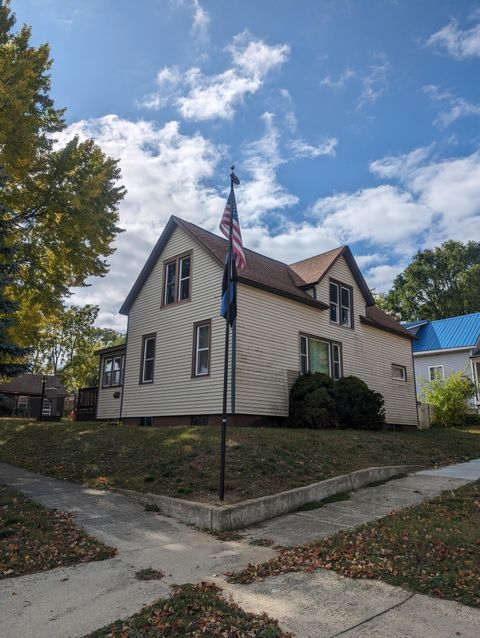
[32,305,124,391]
[382,241,480,321]
[0,1,125,349]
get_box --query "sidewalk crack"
[327,592,415,638]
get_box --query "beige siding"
[97,369,122,420]
[235,255,418,425]
[121,226,226,417]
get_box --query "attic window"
[163,252,192,306]
[330,280,353,328]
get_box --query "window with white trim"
[17,395,29,416]
[300,335,342,379]
[178,255,191,301]
[330,281,352,328]
[140,335,156,383]
[392,364,407,381]
[103,355,124,387]
[193,321,210,376]
[163,252,192,306]
[428,365,444,381]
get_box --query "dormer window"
[329,280,353,328]
[163,252,192,306]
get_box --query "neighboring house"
[96,216,418,426]
[0,373,67,418]
[405,312,480,408]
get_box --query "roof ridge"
[175,215,304,268]
[425,311,480,325]
[289,245,345,267]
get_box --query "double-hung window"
[163,252,192,306]
[103,355,124,387]
[330,280,352,328]
[140,334,156,383]
[193,320,211,377]
[300,335,342,380]
[428,365,444,381]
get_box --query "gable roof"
[119,216,408,339]
[289,246,376,306]
[361,305,415,339]
[0,374,67,397]
[407,312,480,353]
[120,216,329,315]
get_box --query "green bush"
[333,376,385,430]
[289,373,335,428]
[420,370,476,428]
[288,373,385,430]
[302,387,337,429]
[0,394,15,416]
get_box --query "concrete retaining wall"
[117,464,424,531]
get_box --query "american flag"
[219,186,246,270]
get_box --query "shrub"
[420,370,476,428]
[302,387,337,429]
[289,373,335,428]
[0,393,15,416]
[333,375,385,430]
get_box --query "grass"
[1,418,480,503]
[134,567,164,581]
[0,484,115,579]
[228,481,480,608]
[86,582,291,637]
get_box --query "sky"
[14,0,480,330]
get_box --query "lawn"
[86,582,290,637]
[0,484,115,579]
[228,481,480,608]
[0,418,480,502]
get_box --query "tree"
[0,212,30,380]
[382,241,480,321]
[0,1,125,341]
[31,305,124,391]
[420,370,476,428]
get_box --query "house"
[404,312,480,408]
[0,373,67,419]
[96,215,418,426]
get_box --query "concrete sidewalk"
[0,462,274,638]
[1,459,479,637]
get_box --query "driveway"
[0,459,479,638]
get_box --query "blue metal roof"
[411,312,480,353]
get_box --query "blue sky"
[14,0,480,329]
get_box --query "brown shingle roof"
[289,246,345,285]
[174,217,329,310]
[0,374,67,396]
[361,306,415,339]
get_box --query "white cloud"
[191,0,210,42]
[58,115,225,329]
[290,137,338,158]
[320,68,355,89]
[356,55,391,109]
[369,146,432,179]
[422,84,480,128]
[238,112,299,221]
[140,31,290,121]
[366,263,405,292]
[427,18,480,59]
[312,184,434,245]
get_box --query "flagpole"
[219,167,235,501]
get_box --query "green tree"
[32,304,124,391]
[0,1,125,340]
[420,370,476,428]
[0,212,29,380]
[382,241,480,321]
